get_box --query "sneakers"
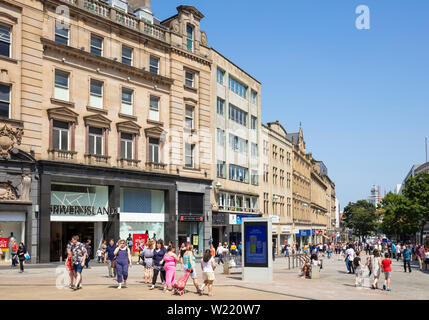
[149,285,155,290]
[386,288,391,292]
[383,285,386,290]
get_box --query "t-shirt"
[346,248,355,261]
[230,245,237,251]
[402,249,411,260]
[71,242,87,265]
[105,244,117,261]
[202,257,215,272]
[353,257,361,268]
[210,247,215,257]
[381,259,392,272]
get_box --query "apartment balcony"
[145,162,167,172]
[48,149,77,161]
[84,154,110,166]
[59,0,167,42]
[117,158,141,169]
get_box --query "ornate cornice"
[171,47,211,66]
[47,107,79,123]
[116,121,141,135]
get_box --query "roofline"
[160,14,178,24]
[211,47,261,84]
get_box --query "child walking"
[381,252,392,291]
[199,249,216,296]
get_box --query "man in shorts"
[381,252,392,291]
[70,235,87,290]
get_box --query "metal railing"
[286,253,309,270]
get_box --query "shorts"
[384,272,391,279]
[203,272,215,281]
[184,268,197,279]
[73,263,83,274]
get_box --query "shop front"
[228,213,262,246]
[294,228,312,248]
[211,211,228,246]
[120,187,165,242]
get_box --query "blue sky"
[152,1,429,209]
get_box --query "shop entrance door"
[50,222,95,261]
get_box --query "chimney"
[128,0,150,10]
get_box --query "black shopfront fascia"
[37,161,183,263]
[178,192,204,222]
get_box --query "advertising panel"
[244,221,268,268]
[132,234,148,253]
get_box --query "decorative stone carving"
[0,183,17,200]
[171,20,180,33]
[201,31,208,46]
[21,174,31,202]
[0,124,23,158]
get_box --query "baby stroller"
[172,269,192,296]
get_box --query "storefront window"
[120,188,164,213]
[0,221,25,262]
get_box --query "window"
[120,132,133,159]
[185,143,194,168]
[54,20,68,46]
[89,79,103,109]
[216,128,225,146]
[263,164,269,183]
[148,138,160,163]
[121,88,133,115]
[229,164,248,183]
[251,90,258,104]
[122,46,133,66]
[217,160,226,178]
[149,96,160,121]
[219,193,226,208]
[228,194,235,208]
[251,116,257,130]
[229,134,247,154]
[228,77,247,99]
[90,35,103,56]
[229,104,247,127]
[149,56,159,74]
[263,140,269,156]
[251,143,258,158]
[217,68,225,85]
[216,97,224,116]
[88,127,103,155]
[251,170,259,186]
[0,84,10,118]
[54,70,70,101]
[52,120,69,151]
[185,106,194,129]
[185,71,194,87]
[186,24,194,52]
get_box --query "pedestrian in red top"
[381,252,392,291]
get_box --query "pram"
[172,269,192,296]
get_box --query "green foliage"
[342,200,378,237]
[402,172,429,225]
[380,192,422,238]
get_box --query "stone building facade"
[261,121,293,254]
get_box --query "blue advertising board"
[243,221,268,268]
[295,229,311,237]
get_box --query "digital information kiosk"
[241,217,273,282]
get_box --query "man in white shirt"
[216,243,225,265]
[346,245,355,274]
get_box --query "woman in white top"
[199,249,216,296]
[371,249,381,289]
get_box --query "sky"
[152,0,429,209]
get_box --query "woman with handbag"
[17,242,26,273]
[143,240,155,285]
[150,239,167,290]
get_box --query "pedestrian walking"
[151,239,167,290]
[179,243,187,269]
[96,248,103,263]
[114,240,132,289]
[402,245,412,273]
[65,245,75,289]
[216,242,224,265]
[17,242,26,273]
[396,243,401,261]
[209,244,215,257]
[381,253,392,291]
[143,239,155,285]
[353,251,364,287]
[183,244,200,294]
[10,239,18,268]
[160,246,179,292]
[84,239,92,269]
[346,245,355,274]
[104,239,117,278]
[371,249,381,289]
[199,249,216,296]
[416,244,425,271]
[424,247,429,271]
[70,235,87,290]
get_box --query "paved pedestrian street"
[1,253,428,300]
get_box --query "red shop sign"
[0,238,9,250]
[132,234,148,253]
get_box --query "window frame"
[54,20,69,46]
[122,45,133,66]
[216,97,224,116]
[52,120,70,151]
[148,137,160,163]
[185,143,195,168]
[185,71,194,88]
[185,105,194,130]
[149,55,160,74]
[149,95,160,121]
[217,68,225,85]
[186,24,194,52]
[0,83,11,119]
[54,69,70,101]
[120,132,134,159]
[89,79,103,109]
[90,34,103,56]
[121,87,133,115]
[88,126,104,155]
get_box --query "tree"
[342,200,378,240]
[402,172,429,243]
[380,192,422,241]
